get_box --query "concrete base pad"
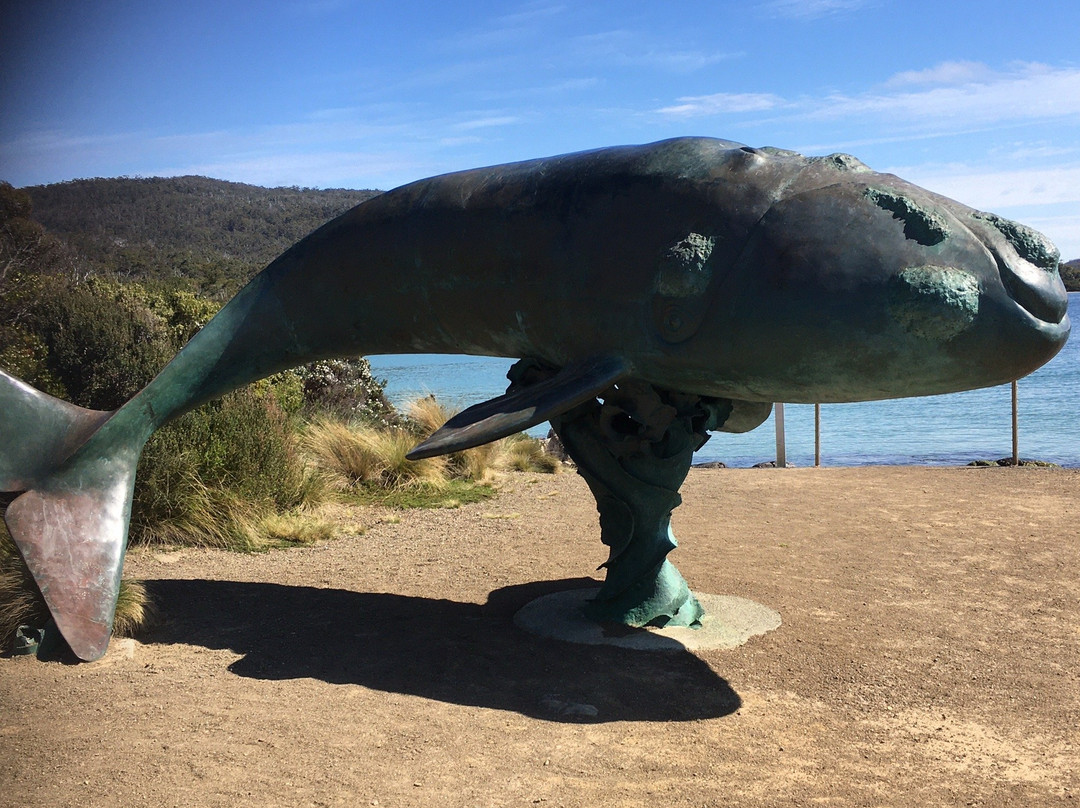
[514,588,781,652]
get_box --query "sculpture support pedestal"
[511,361,730,629]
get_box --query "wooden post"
[775,402,786,468]
[1012,380,1019,466]
[814,403,821,467]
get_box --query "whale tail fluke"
[1,369,142,661]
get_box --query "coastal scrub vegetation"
[0,179,561,651]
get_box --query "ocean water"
[368,294,1079,468]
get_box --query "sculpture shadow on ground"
[143,577,741,723]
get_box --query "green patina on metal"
[974,212,1061,270]
[888,265,981,342]
[819,152,872,173]
[511,359,734,628]
[655,233,716,297]
[0,137,1070,660]
[865,187,950,246]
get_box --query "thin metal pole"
[814,403,821,467]
[1012,380,1019,466]
[775,402,786,468]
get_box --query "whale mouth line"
[991,248,1069,327]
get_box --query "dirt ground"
[1,465,1078,808]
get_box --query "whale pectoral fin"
[712,399,774,433]
[406,355,629,459]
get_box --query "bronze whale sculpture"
[0,137,1070,660]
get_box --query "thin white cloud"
[884,60,995,88]
[288,0,355,16]
[889,162,1080,210]
[0,114,443,188]
[452,116,521,131]
[438,4,566,53]
[470,77,601,105]
[1001,143,1080,161]
[655,63,1080,134]
[439,136,484,148]
[573,29,737,73]
[760,0,873,19]
[495,3,566,26]
[809,63,1080,127]
[658,92,786,118]
[162,151,426,190]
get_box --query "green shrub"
[297,357,396,424]
[21,275,173,409]
[131,387,325,549]
[0,324,68,398]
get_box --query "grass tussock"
[303,396,563,507]
[0,524,46,644]
[346,479,497,509]
[407,395,562,476]
[498,433,562,474]
[407,395,498,482]
[112,579,156,638]
[259,512,339,546]
[302,416,450,491]
[134,473,335,552]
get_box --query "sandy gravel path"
[2,465,1078,807]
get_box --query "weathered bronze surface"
[0,137,1071,659]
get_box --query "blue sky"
[2,0,1078,258]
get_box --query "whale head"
[649,146,1071,404]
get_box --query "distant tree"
[1061,259,1080,292]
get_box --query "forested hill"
[23,176,380,298]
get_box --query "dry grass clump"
[498,433,562,474]
[132,389,329,551]
[407,395,498,482]
[301,396,562,507]
[134,474,335,551]
[407,395,562,477]
[406,394,450,435]
[259,512,338,545]
[112,579,156,638]
[0,525,46,644]
[303,416,449,491]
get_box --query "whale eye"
[729,146,766,170]
[973,212,1059,270]
[652,232,715,343]
[865,188,949,247]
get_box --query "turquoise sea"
[369,293,1079,468]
